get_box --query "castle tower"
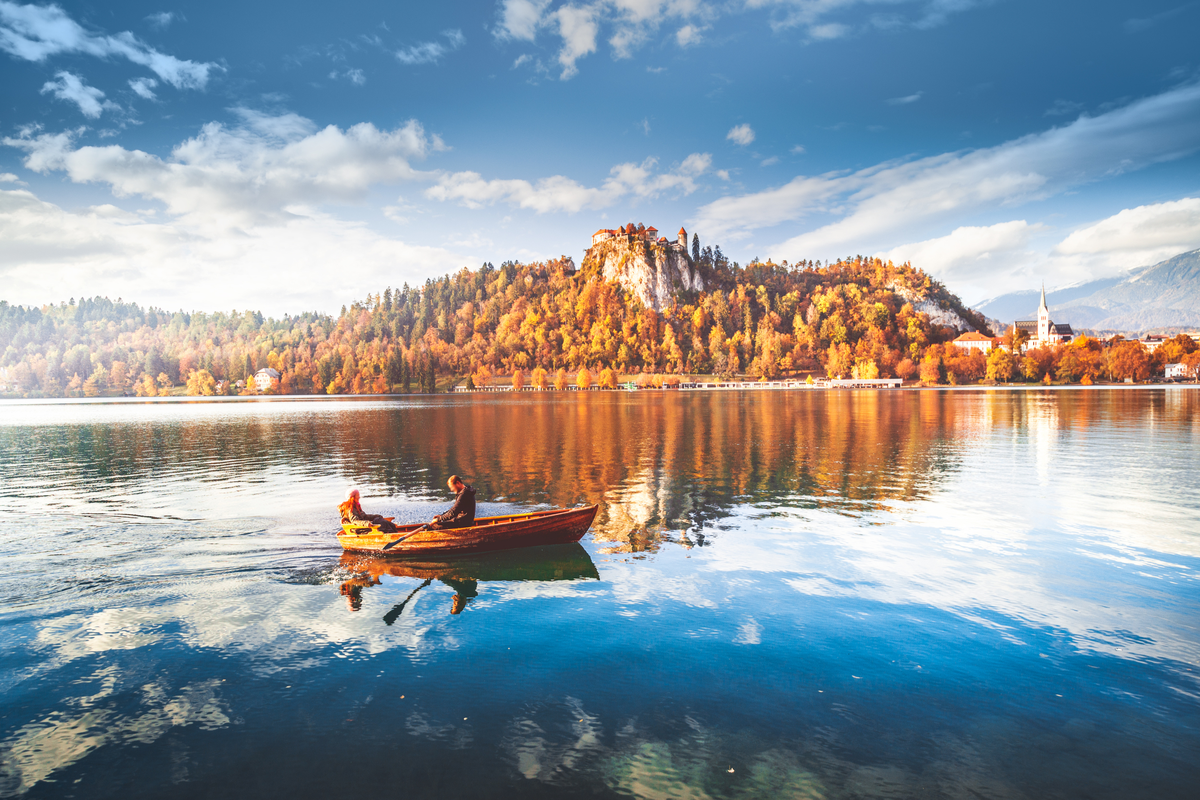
[678,227,687,250]
[1037,283,1050,344]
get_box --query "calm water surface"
[1,390,1198,799]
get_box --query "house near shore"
[1165,363,1191,380]
[951,331,999,354]
[254,367,280,392]
[1010,286,1074,348]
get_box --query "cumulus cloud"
[396,29,465,65]
[675,23,705,46]
[726,123,755,145]
[41,71,118,118]
[692,82,1200,256]
[878,220,1041,279]
[0,1,219,89]
[426,152,712,213]
[494,0,715,79]
[1054,197,1200,256]
[128,76,157,99]
[4,111,445,229]
[0,185,472,315]
[495,0,551,40]
[554,4,598,78]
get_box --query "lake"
[1,389,1198,799]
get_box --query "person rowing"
[379,475,477,551]
[428,475,476,531]
[339,489,398,533]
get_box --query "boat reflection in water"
[337,542,599,620]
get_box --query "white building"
[254,367,280,391]
[951,331,998,353]
[1165,363,1191,380]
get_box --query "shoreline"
[2,382,1198,405]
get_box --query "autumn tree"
[986,348,1016,382]
[576,367,592,389]
[1108,341,1150,382]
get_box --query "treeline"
[3,251,1010,398]
[924,331,1198,385]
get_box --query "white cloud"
[396,29,465,65]
[0,172,21,182]
[807,22,849,39]
[129,76,157,99]
[1054,197,1200,256]
[761,155,779,166]
[692,82,1200,255]
[887,90,923,105]
[4,112,444,229]
[790,144,805,154]
[726,123,755,146]
[495,0,552,40]
[0,185,472,314]
[144,11,182,30]
[554,4,598,79]
[878,220,1041,278]
[746,0,982,38]
[41,71,118,118]
[0,1,219,89]
[675,23,705,46]
[426,152,712,213]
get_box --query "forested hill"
[0,254,991,397]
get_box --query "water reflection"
[337,543,599,619]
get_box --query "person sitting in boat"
[428,475,476,530]
[339,489,398,533]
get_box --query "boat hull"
[337,504,599,556]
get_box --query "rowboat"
[337,504,599,556]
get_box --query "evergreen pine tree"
[401,358,411,393]
[691,233,700,263]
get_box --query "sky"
[1,0,1199,315]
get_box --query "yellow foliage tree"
[598,367,617,389]
[554,368,568,391]
[576,367,592,389]
[532,366,548,389]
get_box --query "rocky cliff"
[581,235,703,311]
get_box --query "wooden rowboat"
[337,504,599,556]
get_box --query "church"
[1011,286,1074,348]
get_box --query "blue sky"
[2,0,1199,314]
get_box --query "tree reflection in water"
[337,543,599,619]
[6,390,1194,554]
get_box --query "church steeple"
[1039,283,1048,312]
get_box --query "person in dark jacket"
[428,475,476,530]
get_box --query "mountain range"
[974,249,1200,332]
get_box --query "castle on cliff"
[591,223,690,256]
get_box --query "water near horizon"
[1,390,1198,799]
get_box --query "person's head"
[345,488,360,503]
[447,475,464,492]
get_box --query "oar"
[381,524,429,552]
[382,579,432,625]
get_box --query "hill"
[0,237,992,397]
[975,249,1200,332]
